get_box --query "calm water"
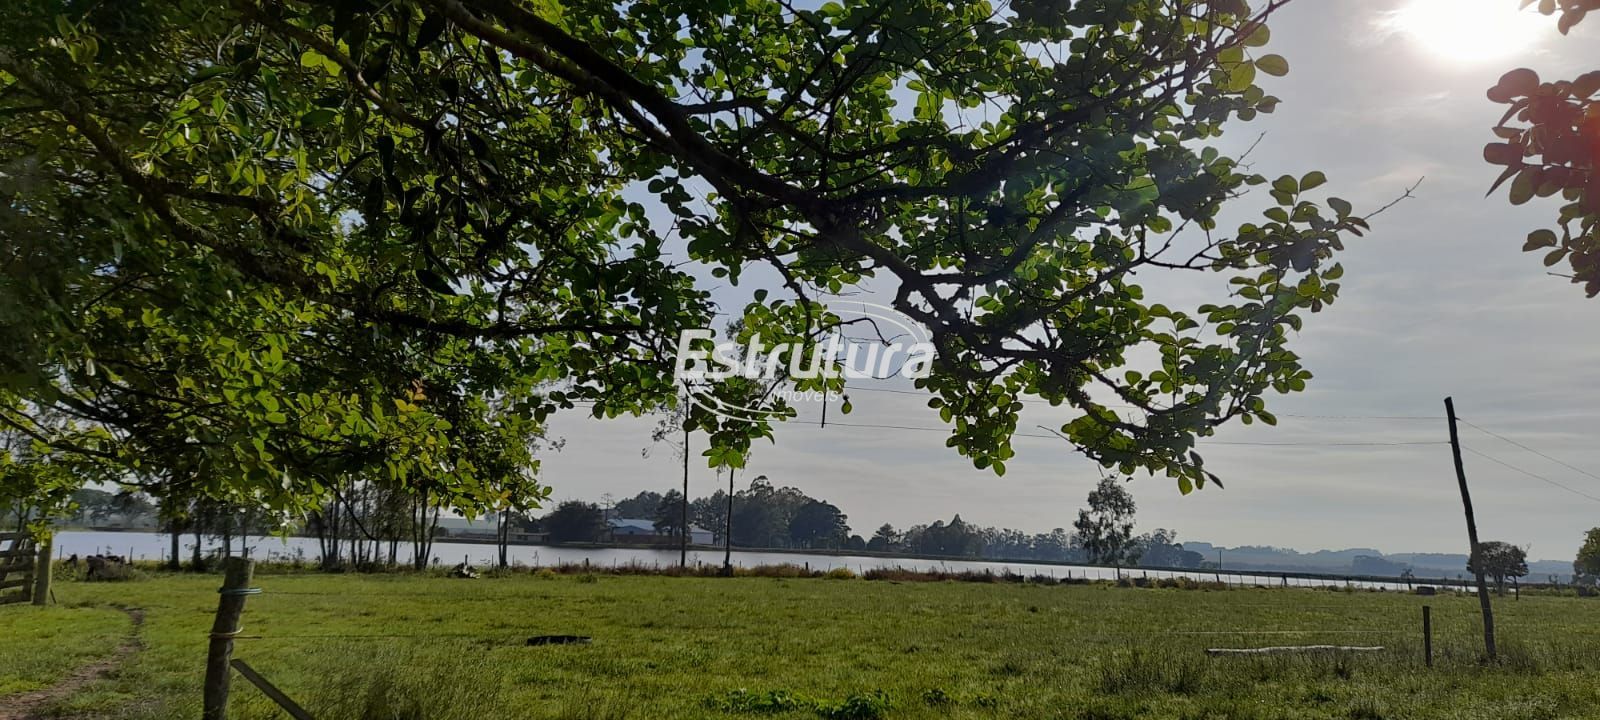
[54,530,1416,591]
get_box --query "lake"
[53,530,1417,591]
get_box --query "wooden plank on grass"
[1206,646,1385,656]
[0,561,35,575]
[231,660,317,720]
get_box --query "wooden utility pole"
[203,558,256,720]
[1445,397,1496,662]
[30,531,52,606]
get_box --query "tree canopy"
[1574,528,1600,584]
[1467,540,1529,594]
[1074,476,1139,565]
[1,0,1377,514]
[1485,0,1600,296]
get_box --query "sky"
[536,0,1600,562]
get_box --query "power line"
[816,421,1446,448]
[839,386,1439,421]
[1462,446,1600,504]
[1459,419,1600,485]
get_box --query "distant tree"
[110,491,157,525]
[1075,478,1138,566]
[730,498,779,548]
[1574,528,1600,585]
[614,491,665,520]
[692,490,728,543]
[845,535,867,552]
[1468,541,1530,595]
[69,488,117,524]
[906,515,984,557]
[544,501,607,544]
[653,490,687,538]
[788,501,850,549]
[1483,2,1600,296]
[1135,529,1203,569]
[867,524,899,553]
[1033,528,1079,563]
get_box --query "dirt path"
[0,607,145,720]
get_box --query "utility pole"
[1445,397,1496,662]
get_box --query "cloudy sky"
[539,0,1600,562]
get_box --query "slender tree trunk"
[681,426,690,569]
[722,468,735,575]
[497,510,510,568]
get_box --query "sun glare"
[1388,0,1548,63]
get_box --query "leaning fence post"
[31,532,53,606]
[203,558,256,720]
[1422,605,1433,667]
[231,660,316,720]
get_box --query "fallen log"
[1206,646,1384,656]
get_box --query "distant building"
[605,518,715,545]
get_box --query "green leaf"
[1255,54,1289,77]
[1509,170,1537,206]
[300,109,337,128]
[1523,229,1559,251]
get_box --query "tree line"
[527,476,1208,568]
[48,478,1600,586]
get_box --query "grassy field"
[6,569,1600,719]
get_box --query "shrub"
[706,689,808,714]
[817,691,892,720]
[1097,648,1215,696]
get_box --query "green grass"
[0,602,128,696]
[9,570,1600,719]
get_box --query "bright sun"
[1389,0,1548,63]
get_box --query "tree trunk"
[680,425,690,569]
[722,469,734,576]
[497,510,510,569]
[167,519,182,571]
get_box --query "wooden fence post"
[31,532,52,606]
[1422,605,1433,668]
[203,558,255,720]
